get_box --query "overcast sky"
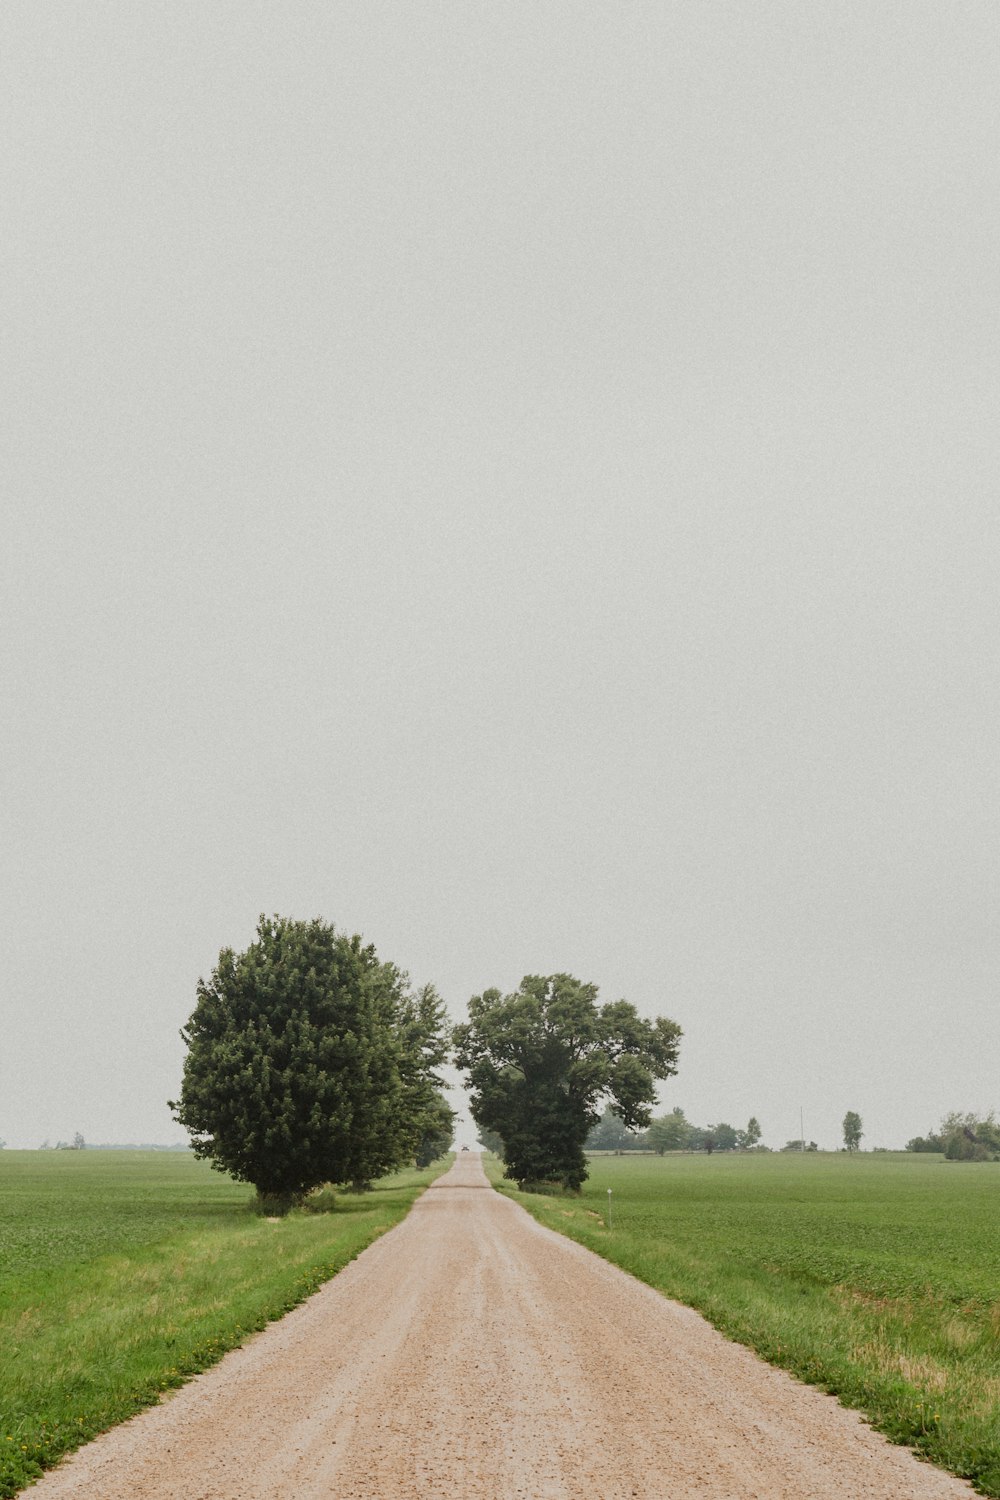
[2,3,997,1152]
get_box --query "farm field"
[0,1150,447,1497]
[490,1151,1000,1496]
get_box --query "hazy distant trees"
[707,1122,739,1152]
[586,1106,643,1152]
[476,1126,506,1157]
[782,1139,818,1152]
[645,1109,764,1154]
[647,1107,693,1153]
[940,1112,999,1161]
[414,1090,456,1168]
[905,1131,945,1153]
[453,973,681,1191]
[904,1114,1000,1160]
[842,1111,863,1153]
[394,981,456,1173]
[171,915,452,1210]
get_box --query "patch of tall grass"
[490,1151,1000,1496]
[0,1150,447,1496]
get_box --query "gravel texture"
[28,1152,975,1498]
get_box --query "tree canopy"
[842,1110,863,1152]
[647,1107,693,1154]
[707,1122,740,1153]
[171,915,451,1207]
[453,973,681,1190]
[389,977,455,1174]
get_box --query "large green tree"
[453,973,681,1190]
[171,915,448,1208]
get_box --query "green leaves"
[454,972,681,1191]
[842,1111,864,1153]
[171,916,452,1199]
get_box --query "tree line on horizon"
[906,1112,1000,1161]
[576,1108,1000,1159]
[581,1105,764,1155]
[580,1107,864,1155]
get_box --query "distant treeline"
[906,1112,1000,1161]
[34,1141,192,1152]
[585,1106,764,1154]
[586,1106,1000,1158]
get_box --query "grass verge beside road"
[488,1151,1000,1496]
[0,1150,448,1497]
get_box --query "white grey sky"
[2,3,997,1152]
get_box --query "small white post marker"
[607,1187,613,1227]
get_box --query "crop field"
[0,1150,447,1497]
[492,1151,1000,1496]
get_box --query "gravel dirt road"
[28,1152,974,1499]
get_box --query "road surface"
[28,1152,974,1499]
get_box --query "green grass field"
[491,1150,1000,1496]
[0,1150,447,1497]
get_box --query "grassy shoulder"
[0,1150,449,1497]
[486,1150,1000,1496]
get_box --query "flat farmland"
[0,1150,446,1497]
[493,1151,1000,1496]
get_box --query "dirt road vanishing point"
[29,1153,974,1500]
